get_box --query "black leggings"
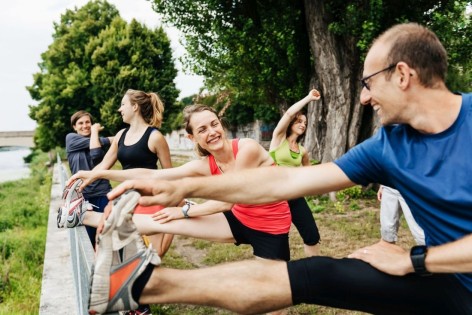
[287,256,472,314]
[288,197,320,246]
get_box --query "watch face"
[411,246,426,255]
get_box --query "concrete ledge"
[41,159,119,315]
[40,163,79,314]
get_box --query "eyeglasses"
[360,64,396,90]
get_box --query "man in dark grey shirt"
[66,110,113,247]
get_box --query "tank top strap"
[208,138,240,175]
[231,138,239,158]
[118,127,130,147]
[208,155,220,175]
[143,126,156,140]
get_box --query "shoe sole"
[57,179,83,228]
[89,190,140,314]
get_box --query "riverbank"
[0,147,31,183]
[0,151,51,314]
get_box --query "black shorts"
[223,210,290,261]
[287,256,472,314]
[288,197,320,246]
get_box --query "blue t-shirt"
[335,93,472,292]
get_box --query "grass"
[0,150,416,314]
[0,150,52,314]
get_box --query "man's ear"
[396,62,414,90]
[187,134,195,142]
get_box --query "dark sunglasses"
[360,64,396,90]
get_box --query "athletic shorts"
[223,210,290,261]
[287,256,472,314]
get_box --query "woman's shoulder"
[237,138,260,147]
[149,127,164,138]
[237,138,268,156]
[114,128,126,140]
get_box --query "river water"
[0,147,31,183]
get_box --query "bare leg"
[82,210,102,228]
[132,213,235,243]
[146,233,174,257]
[304,243,320,257]
[140,259,292,315]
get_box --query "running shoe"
[57,179,92,228]
[121,304,152,314]
[88,190,161,314]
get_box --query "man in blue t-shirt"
[88,23,472,314]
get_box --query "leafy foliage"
[28,0,179,151]
[151,0,312,126]
[151,0,471,135]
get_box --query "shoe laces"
[84,200,99,211]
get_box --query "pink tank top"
[208,139,291,234]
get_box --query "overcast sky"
[0,0,203,132]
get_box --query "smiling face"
[289,114,307,137]
[118,94,136,124]
[187,110,227,153]
[360,42,409,126]
[73,115,92,137]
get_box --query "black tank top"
[117,126,159,170]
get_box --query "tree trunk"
[303,0,375,163]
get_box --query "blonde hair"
[126,89,165,127]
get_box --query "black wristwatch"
[181,202,191,219]
[410,245,432,276]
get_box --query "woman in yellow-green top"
[269,89,321,256]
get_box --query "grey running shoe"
[57,179,92,228]
[88,190,161,315]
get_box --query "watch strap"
[181,201,191,218]
[410,245,432,276]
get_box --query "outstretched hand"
[67,170,97,191]
[348,240,413,276]
[152,206,183,223]
[107,179,185,208]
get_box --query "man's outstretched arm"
[108,162,355,206]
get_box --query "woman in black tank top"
[117,126,160,170]
[83,89,174,315]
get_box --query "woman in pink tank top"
[72,104,292,261]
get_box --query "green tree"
[304,0,471,163]
[151,0,311,127]
[86,17,179,135]
[151,0,471,162]
[28,0,179,151]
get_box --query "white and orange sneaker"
[88,190,160,315]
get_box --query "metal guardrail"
[58,154,96,314]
